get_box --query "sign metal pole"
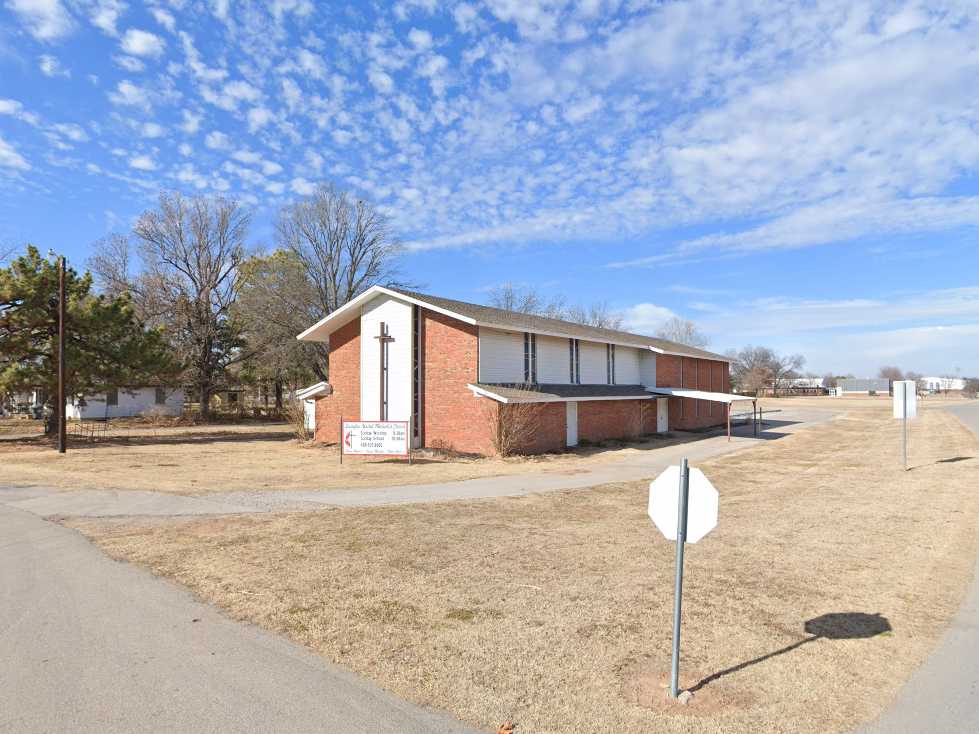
[670,457,690,698]
[902,386,908,471]
[57,256,67,454]
[339,414,343,465]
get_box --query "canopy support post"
[727,402,731,442]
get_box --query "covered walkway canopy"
[645,387,760,441]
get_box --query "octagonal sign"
[648,465,719,544]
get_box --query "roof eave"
[297,285,478,343]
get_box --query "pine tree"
[0,246,179,434]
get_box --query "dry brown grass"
[0,421,702,494]
[67,405,979,732]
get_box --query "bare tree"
[487,282,624,329]
[0,244,18,264]
[277,183,407,378]
[878,366,904,381]
[656,316,710,348]
[491,399,544,457]
[90,192,252,418]
[728,345,805,396]
[488,283,567,320]
[234,250,320,403]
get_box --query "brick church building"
[297,286,737,455]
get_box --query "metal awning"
[645,387,755,403]
[646,387,760,441]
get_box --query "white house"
[66,386,185,419]
[922,376,966,392]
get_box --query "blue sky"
[1,0,977,377]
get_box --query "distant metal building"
[839,378,891,395]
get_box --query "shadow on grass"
[690,612,892,693]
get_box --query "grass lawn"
[0,418,713,494]
[66,403,979,733]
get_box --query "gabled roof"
[297,285,730,362]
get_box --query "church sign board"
[341,420,410,459]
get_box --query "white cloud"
[290,176,316,195]
[178,142,192,156]
[129,154,156,170]
[296,48,327,80]
[107,79,150,110]
[50,122,88,141]
[7,0,73,41]
[620,303,679,335]
[610,196,979,268]
[368,67,394,94]
[280,77,302,111]
[179,110,202,134]
[120,28,165,57]
[89,0,126,36]
[204,131,230,149]
[564,96,602,123]
[261,160,282,176]
[453,3,478,32]
[0,135,30,170]
[113,55,144,72]
[140,122,165,138]
[232,149,261,164]
[247,106,272,132]
[150,8,175,32]
[38,54,69,77]
[408,27,432,50]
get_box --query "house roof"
[297,285,729,362]
[468,383,656,403]
[645,387,755,404]
[295,381,331,400]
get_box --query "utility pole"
[57,255,67,454]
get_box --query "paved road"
[3,407,837,517]
[0,504,476,733]
[858,402,979,733]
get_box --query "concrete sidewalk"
[857,402,979,734]
[1,407,837,518]
[0,504,476,733]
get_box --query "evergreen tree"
[0,246,179,434]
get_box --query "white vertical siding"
[478,328,524,383]
[360,295,412,421]
[67,388,184,419]
[578,340,606,384]
[639,352,657,387]
[536,335,568,383]
[616,346,641,384]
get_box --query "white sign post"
[340,420,410,461]
[649,459,719,699]
[893,380,917,471]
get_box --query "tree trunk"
[274,378,283,410]
[45,403,60,437]
[199,383,211,419]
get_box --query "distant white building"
[788,377,826,389]
[66,386,184,419]
[922,376,966,392]
[840,378,891,394]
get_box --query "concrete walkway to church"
[1,406,837,518]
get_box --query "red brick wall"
[421,309,498,455]
[313,318,360,443]
[656,355,730,431]
[508,401,566,454]
[578,399,644,443]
